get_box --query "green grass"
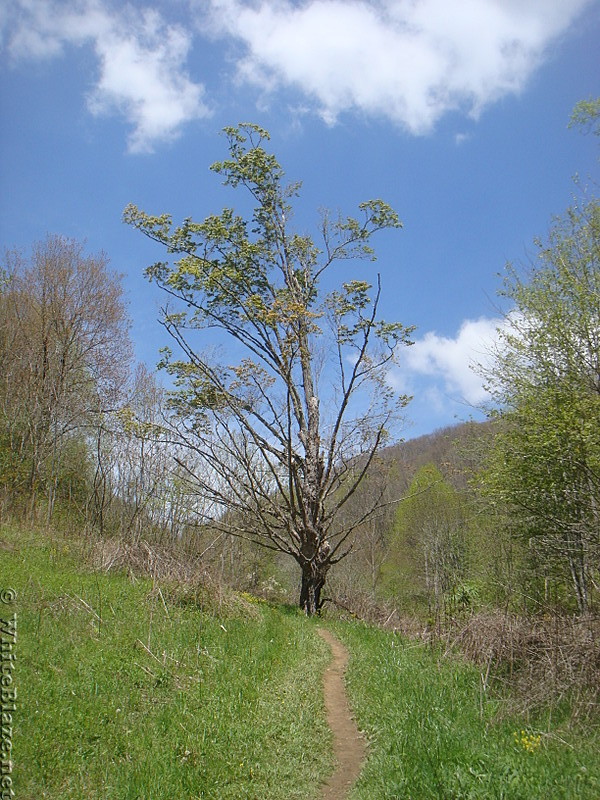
[333,621,600,800]
[0,524,332,799]
[2,522,599,799]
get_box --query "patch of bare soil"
[317,628,367,800]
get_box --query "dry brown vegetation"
[437,611,600,724]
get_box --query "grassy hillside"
[0,524,332,800]
[1,522,598,799]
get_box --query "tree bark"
[299,559,329,616]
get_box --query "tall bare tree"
[125,123,413,614]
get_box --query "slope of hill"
[381,419,495,491]
[0,523,332,799]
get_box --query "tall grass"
[334,621,600,799]
[0,523,332,800]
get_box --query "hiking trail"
[317,628,367,800]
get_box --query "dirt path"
[317,628,366,800]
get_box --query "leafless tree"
[0,235,131,519]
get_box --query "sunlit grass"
[333,621,600,799]
[0,524,332,800]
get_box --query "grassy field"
[335,622,600,800]
[0,524,332,800]
[1,522,598,799]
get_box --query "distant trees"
[480,200,600,612]
[0,235,131,518]
[382,464,469,618]
[125,123,413,614]
[87,364,171,539]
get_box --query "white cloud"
[3,0,593,148]
[202,0,592,132]
[3,1,211,152]
[391,316,504,406]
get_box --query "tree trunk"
[299,560,329,616]
[567,541,588,614]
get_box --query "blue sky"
[1,0,599,439]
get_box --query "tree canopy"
[480,199,600,612]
